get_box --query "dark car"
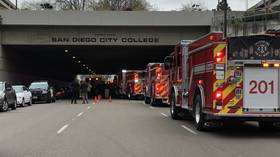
[0,82,17,112]
[29,81,55,103]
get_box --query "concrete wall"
[0,10,213,26]
[2,26,210,46]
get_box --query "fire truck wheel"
[194,95,207,131]
[170,92,181,120]
[258,121,274,130]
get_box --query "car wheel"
[193,94,207,131]
[170,92,181,120]
[0,100,9,112]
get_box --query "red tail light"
[157,73,161,77]
[155,84,160,93]
[214,49,225,63]
[214,91,223,100]
[156,87,160,92]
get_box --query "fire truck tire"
[170,92,181,120]
[194,95,207,131]
[258,121,274,130]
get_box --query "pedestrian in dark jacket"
[71,80,80,104]
[81,80,89,104]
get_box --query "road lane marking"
[57,124,69,134]
[87,106,92,109]
[71,118,76,121]
[181,125,197,135]
[77,112,84,117]
[161,113,168,117]
[149,106,155,109]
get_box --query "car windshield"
[29,83,48,90]
[12,86,23,92]
[0,83,4,91]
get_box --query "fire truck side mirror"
[164,56,172,70]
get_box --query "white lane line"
[77,112,84,117]
[87,106,92,109]
[161,113,168,117]
[57,124,69,134]
[181,125,197,135]
[149,106,155,109]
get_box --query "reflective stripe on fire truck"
[134,84,142,94]
[213,44,243,114]
[154,68,169,98]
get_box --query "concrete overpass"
[0,10,213,84]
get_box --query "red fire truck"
[144,63,169,105]
[164,32,280,131]
[118,70,145,99]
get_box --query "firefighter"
[70,79,80,104]
[80,80,89,104]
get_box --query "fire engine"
[118,70,145,99]
[144,63,169,105]
[164,32,280,131]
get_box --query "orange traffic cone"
[109,96,112,103]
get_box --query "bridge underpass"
[3,45,173,83]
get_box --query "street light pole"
[16,0,17,9]
[223,0,228,37]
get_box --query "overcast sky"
[12,0,261,11]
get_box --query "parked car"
[29,81,55,103]
[0,82,17,112]
[12,85,32,107]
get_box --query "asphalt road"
[0,99,280,157]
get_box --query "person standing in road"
[81,80,89,104]
[87,80,92,98]
[71,79,80,104]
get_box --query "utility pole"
[217,0,228,37]
[223,0,228,37]
[15,0,17,9]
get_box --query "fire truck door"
[181,40,192,108]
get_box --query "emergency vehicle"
[164,32,280,131]
[144,63,169,105]
[118,70,145,99]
